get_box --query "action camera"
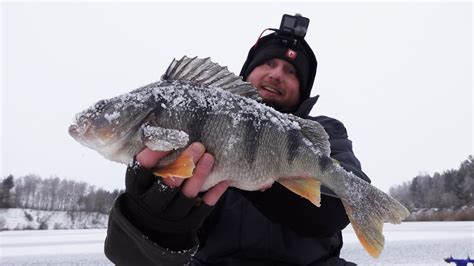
[279,14,310,38]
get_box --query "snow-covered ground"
[0,221,472,265]
[341,221,473,265]
[0,229,110,265]
[0,208,108,230]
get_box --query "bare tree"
[0,175,15,207]
[3,174,123,213]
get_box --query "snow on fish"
[69,56,410,258]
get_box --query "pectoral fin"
[153,151,195,179]
[141,124,189,151]
[278,177,321,207]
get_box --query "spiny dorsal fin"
[288,114,331,156]
[162,56,261,101]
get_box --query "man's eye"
[265,60,275,67]
[286,68,297,76]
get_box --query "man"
[105,26,369,265]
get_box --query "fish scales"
[69,56,409,258]
[186,89,304,190]
[127,81,303,191]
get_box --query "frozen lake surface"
[1,221,472,265]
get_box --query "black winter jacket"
[105,96,370,265]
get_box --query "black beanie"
[240,33,317,104]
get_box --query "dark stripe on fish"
[188,109,209,143]
[243,118,260,166]
[286,129,301,165]
[185,92,214,143]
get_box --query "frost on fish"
[151,84,301,132]
[141,124,189,151]
[69,56,409,258]
[104,111,121,123]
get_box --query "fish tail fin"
[338,171,410,258]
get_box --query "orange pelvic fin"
[278,177,321,207]
[153,152,195,179]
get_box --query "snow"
[0,208,108,231]
[142,78,301,132]
[141,124,189,151]
[0,222,472,265]
[341,221,473,265]
[0,229,107,257]
[104,111,120,123]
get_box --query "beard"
[262,99,299,114]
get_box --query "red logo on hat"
[285,49,297,60]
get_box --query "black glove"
[121,160,213,251]
[239,183,349,238]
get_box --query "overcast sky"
[2,2,472,193]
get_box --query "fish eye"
[94,100,107,110]
[91,100,112,116]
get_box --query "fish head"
[69,92,153,162]
[69,99,118,146]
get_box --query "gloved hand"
[121,143,229,251]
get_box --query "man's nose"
[268,66,284,82]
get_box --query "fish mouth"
[68,114,94,140]
[68,123,89,140]
[69,122,114,149]
[68,124,79,137]
[260,85,282,95]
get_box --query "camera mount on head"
[279,13,309,38]
[253,13,310,50]
[275,13,310,48]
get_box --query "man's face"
[246,58,300,112]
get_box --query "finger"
[181,153,214,198]
[136,148,170,169]
[202,180,230,206]
[162,142,205,188]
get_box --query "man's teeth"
[262,86,281,95]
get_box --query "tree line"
[0,174,123,214]
[2,156,472,215]
[389,155,474,211]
